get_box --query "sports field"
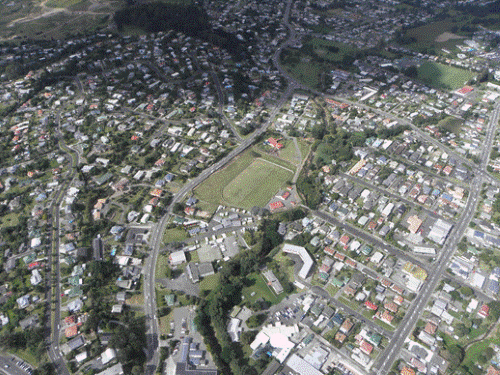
[222,159,293,208]
[194,149,294,209]
[418,61,476,90]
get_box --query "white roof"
[169,250,186,264]
[370,251,384,264]
[286,354,323,375]
[250,331,269,351]
[101,348,117,364]
[75,351,88,363]
[471,273,485,288]
[282,244,313,279]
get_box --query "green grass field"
[45,0,85,8]
[241,274,284,305]
[438,116,464,135]
[418,62,476,90]
[275,140,301,167]
[162,227,188,244]
[199,274,220,293]
[195,149,294,209]
[222,159,293,208]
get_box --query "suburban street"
[45,113,79,375]
[372,101,500,375]
[143,0,297,372]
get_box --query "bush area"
[194,217,286,375]
[114,3,248,60]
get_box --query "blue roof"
[441,193,453,202]
[474,230,485,238]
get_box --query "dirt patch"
[435,32,464,43]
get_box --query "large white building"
[427,219,453,245]
[282,244,314,279]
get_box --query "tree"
[404,66,418,79]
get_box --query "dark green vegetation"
[397,1,500,54]
[114,2,248,60]
[280,38,361,89]
[82,261,147,373]
[194,211,308,375]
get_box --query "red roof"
[458,86,474,94]
[364,301,378,311]
[324,247,335,256]
[479,304,490,317]
[269,201,284,211]
[267,137,284,149]
[360,340,373,355]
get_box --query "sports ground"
[194,149,294,209]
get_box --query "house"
[360,340,373,355]
[101,348,117,365]
[96,363,124,375]
[92,236,103,261]
[478,304,490,318]
[364,301,378,311]
[198,262,215,278]
[170,250,187,266]
[339,318,353,334]
[187,263,200,283]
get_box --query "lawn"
[275,140,302,167]
[338,296,360,312]
[462,338,492,368]
[286,60,323,89]
[162,227,188,244]
[199,274,220,293]
[45,0,86,8]
[159,311,174,336]
[438,116,464,135]
[0,212,20,228]
[195,149,294,209]
[418,61,476,90]
[195,149,256,205]
[155,254,170,279]
[222,159,293,208]
[325,284,340,298]
[241,274,285,305]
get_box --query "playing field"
[195,149,294,209]
[222,159,293,208]
[418,61,476,90]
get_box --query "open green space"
[159,311,174,336]
[462,338,492,368]
[195,149,294,209]
[275,140,301,167]
[199,274,220,293]
[418,62,476,90]
[222,159,293,208]
[155,254,170,280]
[280,39,360,89]
[338,296,360,312]
[241,273,285,305]
[437,116,464,135]
[162,227,188,244]
[45,0,86,8]
[325,284,340,298]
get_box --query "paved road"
[45,113,78,375]
[143,1,297,372]
[0,355,33,375]
[340,172,445,222]
[372,101,500,375]
[312,210,432,272]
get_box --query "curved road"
[143,0,296,372]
